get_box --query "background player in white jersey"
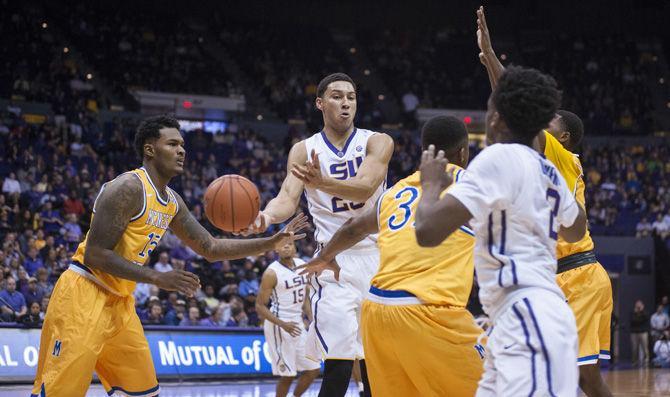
[244,73,394,396]
[257,242,320,397]
[415,66,588,396]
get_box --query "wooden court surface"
[579,368,670,397]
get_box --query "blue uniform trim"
[369,286,416,298]
[30,383,45,397]
[455,168,464,182]
[459,226,475,236]
[489,214,506,287]
[320,128,357,158]
[512,304,537,397]
[313,276,329,353]
[578,354,600,362]
[523,298,556,397]
[107,384,159,396]
[71,261,93,274]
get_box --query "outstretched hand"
[419,144,452,192]
[271,212,310,250]
[291,149,324,188]
[476,5,495,65]
[297,256,341,281]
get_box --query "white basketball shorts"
[476,288,579,397]
[263,319,320,377]
[306,249,380,361]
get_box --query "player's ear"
[559,130,571,145]
[315,96,323,111]
[144,143,155,159]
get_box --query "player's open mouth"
[176,159,184,166]
[340,112,350,118]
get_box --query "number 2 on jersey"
[546,188,560,240]
[388,187,419,230]
[139,232,161,258]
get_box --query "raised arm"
[477,6,505,90]
[170,192,308,261]
[414,146,473,247]
[249,141,308,233]
[292,133,394,203]
[83,174,200,296]
[255,268,302,337]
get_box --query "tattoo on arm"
[170,192,279,261]
[83,174,160,284]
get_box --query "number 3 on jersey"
[388,187,419,231]
[139,232,161,258]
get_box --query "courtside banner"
[0,326,275,382]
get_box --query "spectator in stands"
[23,247,43,276]
[631,299,650,366]
[165,299,187,326]
[2,172,21,199]
[653,330,670,368]
[62,190,85,216]
[61,213,82,249]
[154,252,173,273]
[40,296,49,320]
[142,301,165,326]
[22,301,43,327]
[238,270,259,298]
[636,217,653,238]
[651,304,670,342]
[226,304,249,328]
[652,214,670,239]
[0,276,27,322]
[202,284,220,314]
[134,282,152,306]
[200,305,228,327]
[35,267,52,296]
[22,277,44,307]
[39,202,62,234]
[662,296,670,317]
[180,306,201,326]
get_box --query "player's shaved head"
[492,66,561,144]
[421,116,469,167]
[317,73,356,98]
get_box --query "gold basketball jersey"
[71,167,180,296]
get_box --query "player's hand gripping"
[297,257,341,281]
[476,6,495,65]
[280,320,303,337]
[154,270,200,297]
[419,144,452,192]
[270,212,309,250]
[291,149,325,188]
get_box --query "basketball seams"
[236,175,260,226]
[205,175,260,233]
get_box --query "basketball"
[203,175,260,233]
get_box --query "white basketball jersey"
[268,258,308,321]
[303,128,385,251]
[448,144,580,320]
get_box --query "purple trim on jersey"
[313,276,329,352]
[512,304,537,397]
[320,128,358,158]
[489,214,506,287]
[523,298,557,397]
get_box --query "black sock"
[359,359,372,397]
[318,359,354,397]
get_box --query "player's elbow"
[560,207,587,243]
[83,246,104,268]
[415,222,441,247]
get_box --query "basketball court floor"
[1,368,669,397]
